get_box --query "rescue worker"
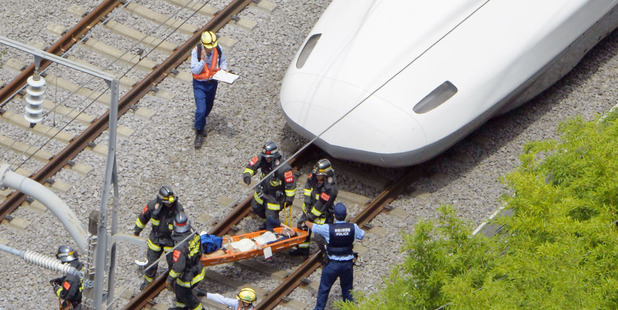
[191,30,228,149]
[167,212,206,310]
[50,245,84,310]
[290,159,338,256]
[206,287,258,310]
[303,203,365,310]
[242,142,296,231]
[133,186,184,290]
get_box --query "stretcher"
[200,226,308,266]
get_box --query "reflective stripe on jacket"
[192,46,220,80]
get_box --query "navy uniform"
[304,203,365,310]
[167,212,206,310]
[134,186,184,289]
[243,142,296,231]
[292,159,338,255]
[50,245,84,310]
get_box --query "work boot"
[289,247,309,256]
[139,280,150,290]
[194,129,206,149]
[258,221,266,231]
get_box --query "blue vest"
[327,222,355,256]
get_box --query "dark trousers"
[314,260,354,310]
[173,283,203,310]
[144,243,173,281]
[251,194,282,230]
[192,79,218,132]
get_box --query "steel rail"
[209,145,319,236]
[255,166,423,310]
[124,144,319,309]
[0,0,122,108]
[0,0,254,223]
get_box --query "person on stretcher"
[202,217,297,255]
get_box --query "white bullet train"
[280,0,618,167]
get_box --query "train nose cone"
[281,73,428,167]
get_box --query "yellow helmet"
[201,31,218,48]
[237,287,257,304]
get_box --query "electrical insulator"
[24,74,45,127]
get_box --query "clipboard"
[213,70,239,84]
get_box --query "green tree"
[339,112,618,310]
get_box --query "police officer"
[291,159,338,256]
[50,245,84,310]
[243,142,296,231]
[167,212,206,310]
[133,186,184,290]
[303,203,365,310]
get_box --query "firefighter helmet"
[314,159,334,176]
[237,287,257,304]
[158,186,175,205]
[56,245,78,263]
[261,142,281,158]
[173,212,191,234]
[201,31,218,49]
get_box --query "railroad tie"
[125,2,198,36]
[163,0,217,17]
[67,4,178,55]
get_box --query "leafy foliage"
[338,115,618,309]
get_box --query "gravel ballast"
[0,1,616,309]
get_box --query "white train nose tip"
[281,73,431,167]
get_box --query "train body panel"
[281,0,618,167]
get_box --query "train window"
[296,34,321,69]
[413,81,458,114]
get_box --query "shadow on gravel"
[207,113,238,138]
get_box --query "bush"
[339,115,618,309]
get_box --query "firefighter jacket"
[303,174,338,224]
[134,199,184,249]
[52,260,84,307]
[243,155,296,204]
[168,231,206,288]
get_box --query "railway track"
[0,0,320,308]
[123,145,418,309]
[0,0,255,222]
[0,0,615,309]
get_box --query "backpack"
[200,233,223,254]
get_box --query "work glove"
[275,191,284,202]
[243,174,251,185]
[133,228,140,237]
[52,282,61,292]
[296,218,307,230]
